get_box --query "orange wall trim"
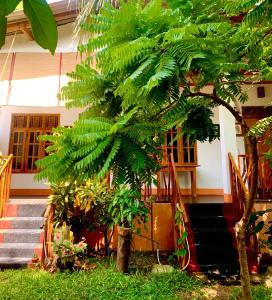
[10,189,51,196]
[224,194,232,203]
[13,188,224,197]
[142,188,224,196]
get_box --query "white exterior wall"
[242,84,272,107]
[219,106,237,196]
[2,23,78,53]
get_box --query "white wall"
[0,105,83,189]
[2,23,78,53]
[242,84,272,107]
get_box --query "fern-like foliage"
[37,0,272,187]
[248,116,272,138]
[36,105,162,189]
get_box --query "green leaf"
[6,0,22,15]
[0,16,7,48]
[253,221,265,234]
[175,249,187,257]
[23,0,57,54]
[177,231,188,245]
[248,213,258,226]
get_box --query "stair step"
[194,245,238,264]
[0,229,43,243]
[190,215,236,228]
[5,203,46,218]
[187,203,234,216]
[0,257,31,268]
[190,228,235,246]
[0,243,42,257]
[197,264,240,275]
[0,217,44,229]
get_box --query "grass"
[0,259,270,300]
[0,264,202,300]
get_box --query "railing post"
[0,155,13,218]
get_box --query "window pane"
[33,145,39,156]
[13,116,27,128]
[190,148,195,163]
[14,132,18,143]
[184,148,188,163]
[19,132,24,143]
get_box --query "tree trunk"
[235,137,258,300]
[236,220,252,299]
[116,226,132,273]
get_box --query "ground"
[0,254,271,300]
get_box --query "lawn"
[0,263,271,300]
[0,266,201,300]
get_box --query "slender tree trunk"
[116,226,132,273]
[236,221,252,299]
[235,137,258,300]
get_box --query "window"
[161,128,197,166]
[9,114,59,173]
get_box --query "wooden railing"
[41,203,55,265]
[238,154,272,200]
[0,155,13,218]
[229,153,259,266]
[170,154,190,269]
[229,153,249,220]
[142,154,190,268]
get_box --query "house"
[0,0,271,272]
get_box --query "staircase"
[187,203,240,276]
[0,199,46,268]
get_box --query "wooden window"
[161,128,197,166]
[9,114,60,173]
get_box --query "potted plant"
[31,253,39,264]
[108,185,149,273]
[53,225,87,270]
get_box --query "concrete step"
[0,257,32,268]
[0,217,44,229]
[5,203,46,218]
[0,243,42,257]
[0,229,43,243]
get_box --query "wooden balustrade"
[238,154,272,200]
[41,203,55,265]
[0,155,13,218]
[170,153,190,268]
[229,153,249,220]
[229,153,259,265]
[142,154,190,268]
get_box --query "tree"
[37,1,272,298]
[0,0,57,54]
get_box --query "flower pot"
[56,255,75,270]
